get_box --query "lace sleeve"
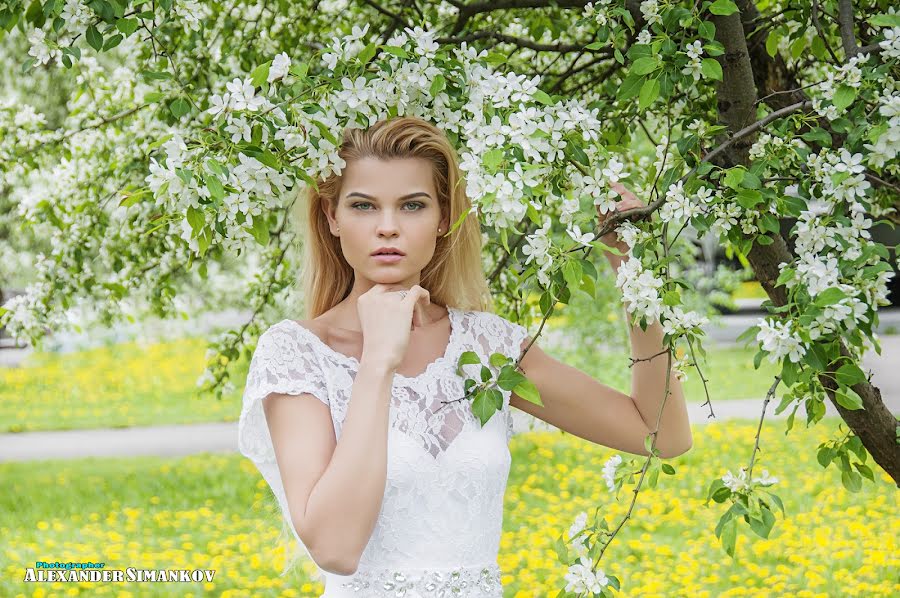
[238,322,330,465]
[237,322,331,574]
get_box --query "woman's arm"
[508,184,692,458]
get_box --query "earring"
[438,228,442,233]
[336,226,340,233]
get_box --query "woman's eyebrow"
[345,191,433,201]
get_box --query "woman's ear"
[322,201,338,236]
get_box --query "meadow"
[1,417,897,597]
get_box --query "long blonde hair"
[295,115,493,317]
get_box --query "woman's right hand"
[358,284,431,371]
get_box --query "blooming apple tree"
[1,0,899,595]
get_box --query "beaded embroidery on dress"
[238,306,530,597]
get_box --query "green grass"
[1,331,777,433]
[1,417,896,597]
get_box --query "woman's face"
[324,156,449,289]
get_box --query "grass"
[1,417,897,597]
[0,331,779,433]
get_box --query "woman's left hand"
[595,182,646,257]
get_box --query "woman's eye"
[351,202,424,211]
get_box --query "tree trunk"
[712,11,900,486]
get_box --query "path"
[1,313,897,462]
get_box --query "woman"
[237,116,693,597]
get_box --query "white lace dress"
[238,306,529,597]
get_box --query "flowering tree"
[1,0,898,595]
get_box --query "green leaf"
[853,462,875,482]
[701,58,722,81]
[512,378,542,406]
[532,89,553,105]
[814,287,847,307]
[869,14,900,27]
[204,176,223,201]
[482,148,504,170]
[723,167,745,189]
[748,507,776,539]
[832,84,857,111]
[381,45,409,58]
[720,517,738,557]
[251,62,270,88]
[835,363,866,387]
[86,25,103,51]
[840,469,862,492]
[698,21,716,40]
[102,33,123,51]
[497,367,526,391]
[800,127,832,147]
[489,352,508,369]
[357,41,377,64]
[631,56,659,76]
[709,0,739,15]
[169,97,191,118]
[835,387,864,410]
[430,74,446,97]
[471,391,497,426]
[456,351,481,376]
[116,18,139,36]
[639,77,660,109]
[766,29,782,58]
[617,73,644,101]
[735,189,762,210]
[247,216,269,247]
[186,206,204,234]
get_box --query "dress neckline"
[283,306,461,383]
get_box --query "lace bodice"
[238,306,529,597]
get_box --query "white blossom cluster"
[564,556,611,595]
[748,131,806,162]
[564,511,611,593]
[657,181,711,225]
[806,147,871,205]
[602,454,623,493]
[583,0,617,28]
[681,40,704,82]
[721,467,779,493]
[173,0,213,34]
[810,52,868,120]
[879,26,900,60]
[755,317,806,364]
[639,0,662,26]
[863,82,900,172]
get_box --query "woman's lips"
[372,254,404,264]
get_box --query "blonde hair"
[274,116,496,581]
[296,115,493,318]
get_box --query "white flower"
[722,467,751,493]
[636,29,652,45]
[568,511,588,540]
[268,52,291,82]
[564,556,610,595]
[206,93,232,120]
[602,455,622,493]
[567,224,596,248]
[755,317,806,364]
[639,0,662,26]
[224,116,252,143]
[601,156,628,183]
[616,257,665,322]
[752,469,779,487]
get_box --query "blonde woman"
[237,116,693,597]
